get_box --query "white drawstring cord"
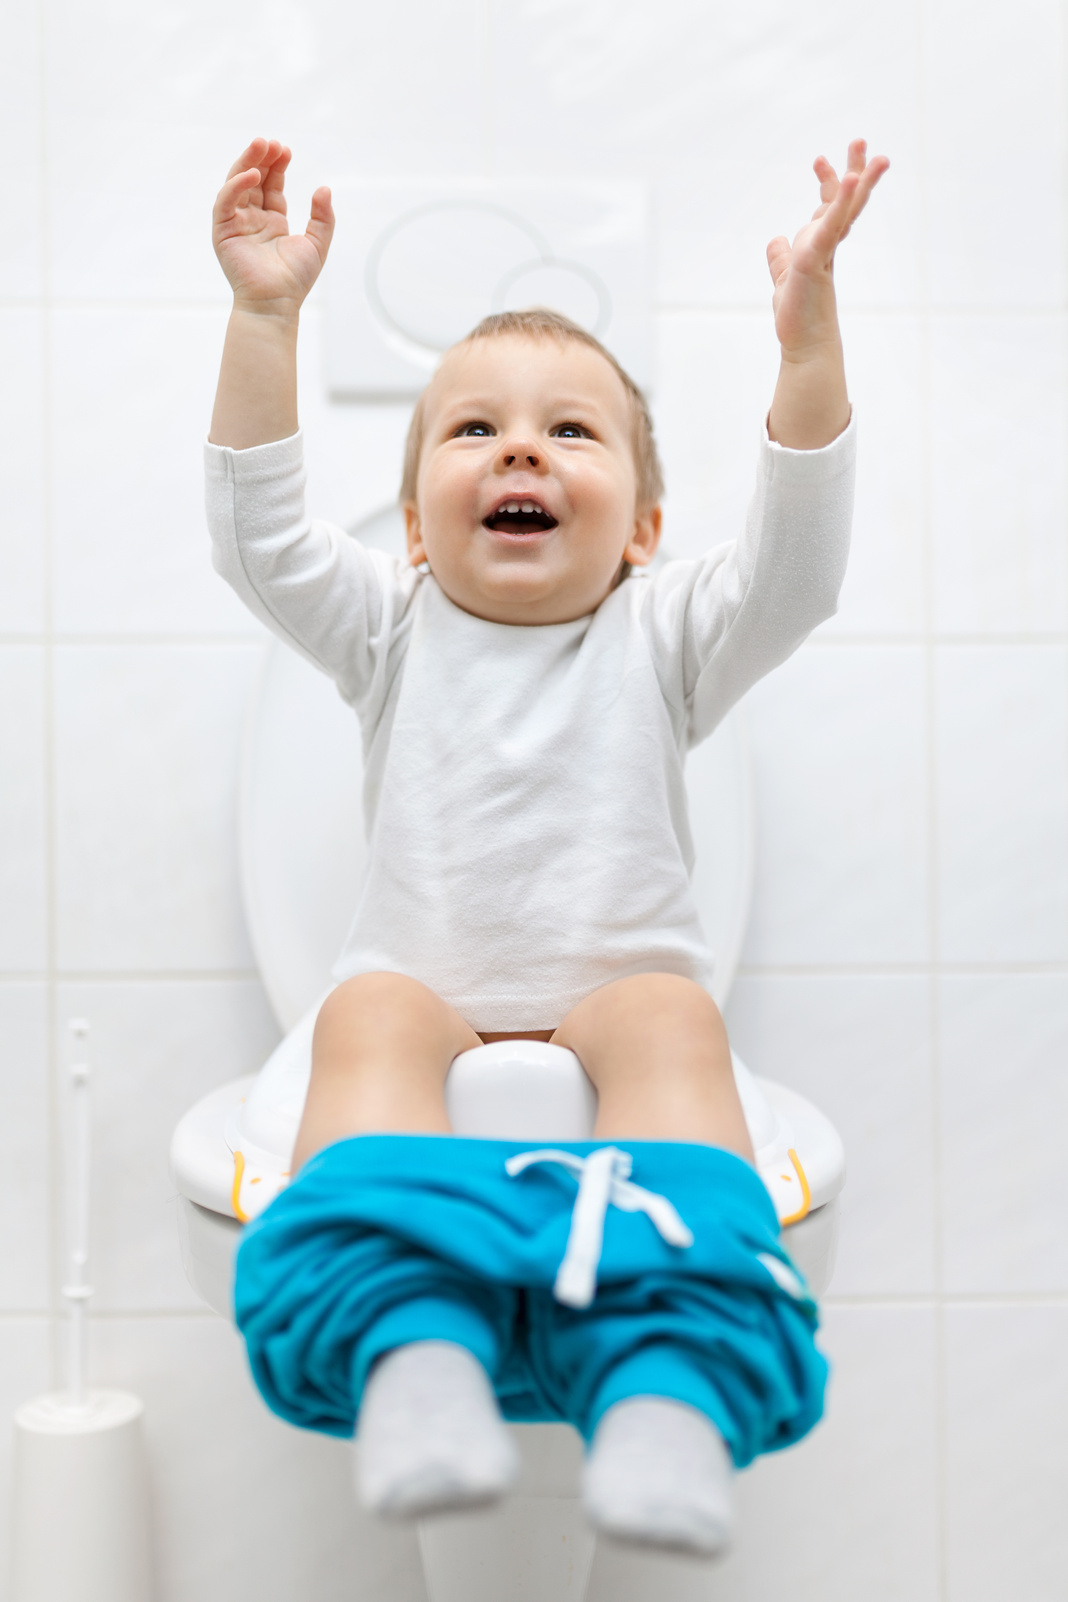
[505,1146,694,1308]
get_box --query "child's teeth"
[505,501,519,513]
[521,501,535,513]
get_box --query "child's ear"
[403,502,427,567]
[624,505,662,568]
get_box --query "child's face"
[404,335,661,625]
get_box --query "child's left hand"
[767,140,889,358]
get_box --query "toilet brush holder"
[11,1391,152,1602]
[10,1022,153,1602]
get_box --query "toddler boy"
[207,136,885,1554]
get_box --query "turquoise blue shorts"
[234,1135,827,1469]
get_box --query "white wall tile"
[54,644,261,971]
[726,975,936,1296]
[53,980,279,1312]
[49,308,412,634]
[939,975,1068,1295]
[654,314,781,559]
[0,1319,54,1602]
[297,306,413,531]
[945,1306,1068,1602]
[591,1306,940,1602]
[44,0,492,302]
[742,644,930,966]
[0,311,46,634]
[49,309,263,635]
[826,314,926,636]
[924,0,1066,307]
[930,317,1067,635]
[0,647,47,972]
[654,313,924,633]
[88,1315,428,1602]
[0,986,50,1311]
[489,0,921,311]
[0,0,44,298]
[935,645,1068,964]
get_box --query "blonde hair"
[399,308,664,512]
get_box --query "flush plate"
[323,178,651,398]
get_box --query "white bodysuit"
[205,419,855,1031]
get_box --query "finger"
[812,155,839,208]
[766,234,791,285]
[213,167,262,226]
[261,144,292,215]
[306,185,336,258]
[845,138,868,176]
[225,137,270,183]
[810,168,861,250]
[841,154,890,230]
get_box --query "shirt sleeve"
[204,430,420,714]
[640,412,856,747]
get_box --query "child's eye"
[551,422,593,440]
[455,420,495,437]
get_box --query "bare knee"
[559,973,726,1050]
[313,973,469,1068]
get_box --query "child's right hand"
[212,137,335,313]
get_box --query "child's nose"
[498,438,543,470]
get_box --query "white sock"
[582,1396,734,1556]
[355,1340,519,1517]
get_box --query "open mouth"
[483,498,559,535]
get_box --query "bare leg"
[292,974,513,1516]
[293,971,482,1171]
[552,972,754,1162]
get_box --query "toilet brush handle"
[65,1020,93,1409]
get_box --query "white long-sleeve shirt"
[205,419,855,1031]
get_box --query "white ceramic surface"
[86,1314,427,1602]
[742,643,930,966]
[54,644,262,972]
[0,649,47,972]
[925,0,1065,307]
[930,316,1068,635]
[944,1305,1068,1602]
[938,973,1068,1296]
[0,984,50,1311]
[0,2,42,298]
[49,309,258,636]
[0,312,46,633]
[702,1304,942,1602]
[823,313,926,637]
[727,972,937,1298]
[935,644,1068,964]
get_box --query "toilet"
[171,506,845,1602]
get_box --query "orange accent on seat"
[779,1148,812,1227]
[231,1150,250,1223]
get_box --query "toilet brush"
[10,1020,154,1602]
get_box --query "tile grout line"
[36,0,62,1398]
[1063,0,1068,1008]
[3,297,1066,317]
[917,9,950,1594]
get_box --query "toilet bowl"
[171,507,846,1602]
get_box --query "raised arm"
[209,138,335,448]
[766,139,889,450]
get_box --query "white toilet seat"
[170,1028,845,1318]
